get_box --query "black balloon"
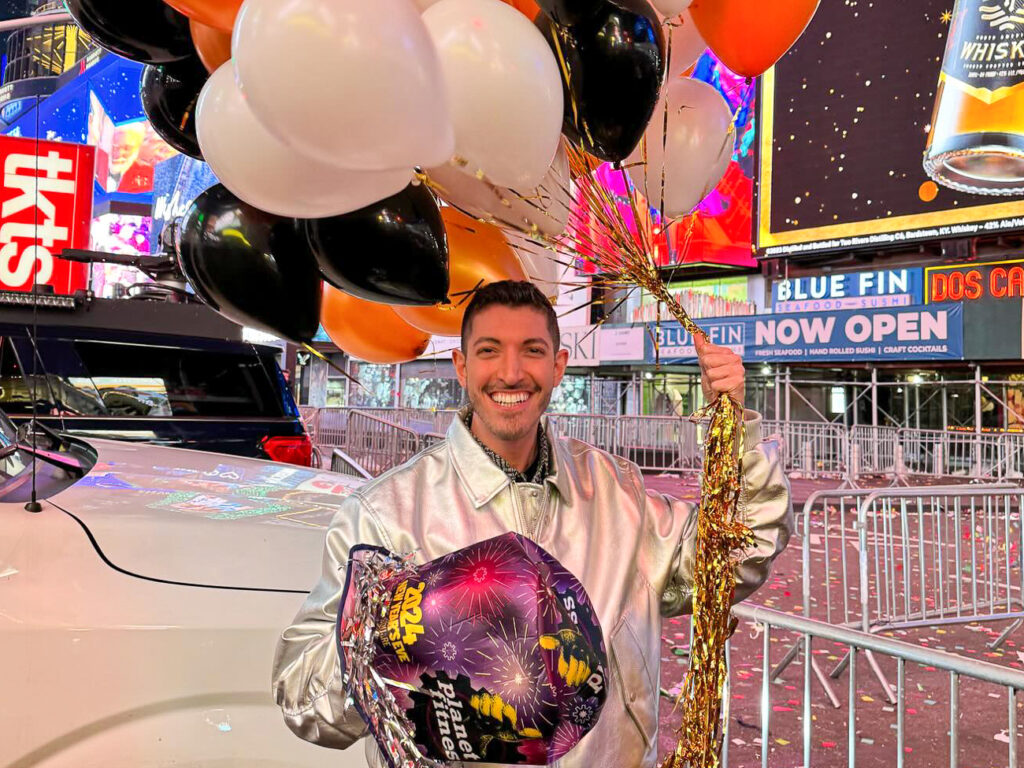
[64,0,194,65]
[141,56,207,160]
[305,183,450,307]
[538,0,665,163]
[535,0,601,25]
[178,185,323,343]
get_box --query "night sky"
[766,0,1024,234]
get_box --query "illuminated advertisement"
[4,52,180,213]
[756,0,1024,257]
[88,91,177,195]
[925,258,1024,302]
[646,305,965,364]
[577,52,757,273]
[772,268,925,313]
[0,134,94,295]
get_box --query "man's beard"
[468,387,551,442]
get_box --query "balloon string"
[301,343,369,395]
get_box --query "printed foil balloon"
[337,533,608,767]
[538,0,666,163]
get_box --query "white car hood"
[48,439,365,592]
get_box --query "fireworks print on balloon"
[337,532,609,767]
[450,535,524,621]
[474,617,559,728]
[420,617,489,678]
[550,722,587,761]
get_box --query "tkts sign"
[0,136,94,294]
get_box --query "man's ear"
[453,347,468,389]
[553,347,569,388]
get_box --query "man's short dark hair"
[460,280,560,352]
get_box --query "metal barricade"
[849,425,900,478]
[725,603,1024,768]
[344,410,424,476]
[997,432,1024,481]
[548,413,617,452]
[314,407,351,449]
[785,485,1024,706]
[297,405,320,443]
[615,415,702,473]
[898,428,1005,480]
[762,420,848,478]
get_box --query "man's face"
[453,305,568,444]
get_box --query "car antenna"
[25,95,42,513]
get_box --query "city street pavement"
[649,471,1024,767]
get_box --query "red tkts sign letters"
[0,135,94,295]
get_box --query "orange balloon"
[395,208,527,337]
[165,0,242,33]
[190,19,231,74]
[502,0,541,20]
[689,0,819,78]
[322,285,431,364]
[919,181,939,203]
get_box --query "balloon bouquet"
[64,0,820,764]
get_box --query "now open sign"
[0,135,94,295]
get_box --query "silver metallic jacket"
[273,411,792,768]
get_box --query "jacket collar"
[447,412,573,508]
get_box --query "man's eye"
[528,347,545,355]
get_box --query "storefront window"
[550,375,590,414]
[348,363,397,409]
[402,378,462,410]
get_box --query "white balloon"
[667,11,708,79]
[653,0,693,16]
[197,65,412,219]
[422,0,563,189]
[428,143,571,237]
[628,78,733,219]
[232,0,454,172]
[506,231,565,302]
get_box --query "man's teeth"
[491,392,529,406]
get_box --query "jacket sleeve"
[271,492,392,749]
[657,411,793,617]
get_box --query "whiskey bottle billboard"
[924,0,1024,194]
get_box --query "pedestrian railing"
[777,485,1024,706]
[343,411,424,477]
[850,424,900,478]
[300,407,1024,486]
[764,419,848,478]
[726,602,1024,768]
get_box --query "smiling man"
[273,280,791,768]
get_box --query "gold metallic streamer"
[563,145,755,768]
